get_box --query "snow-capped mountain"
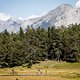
[25,4,80,28]
[0,4,80,32]
[21,17,39,29]
[0,14,24,32]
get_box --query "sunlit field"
[0,61,80,80]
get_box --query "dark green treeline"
[0,24,80,68]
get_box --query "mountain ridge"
[0,4,80,32]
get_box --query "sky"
[0,0,78,19]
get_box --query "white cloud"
[19,17,24,20]
[26,12,46,20]
[0,13,11,21]
[76,0,80,8]
[27,15,40,19]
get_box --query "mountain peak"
[59,4,73,7]
[56,4,73,11]
[28,4,77,28]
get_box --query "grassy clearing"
[53,62,80,69]
[0,61,80,80]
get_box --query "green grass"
[32,60,80,69]
[53,62,80,69]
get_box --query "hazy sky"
[0,0,77,18]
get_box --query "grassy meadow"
[0,61,80,80]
